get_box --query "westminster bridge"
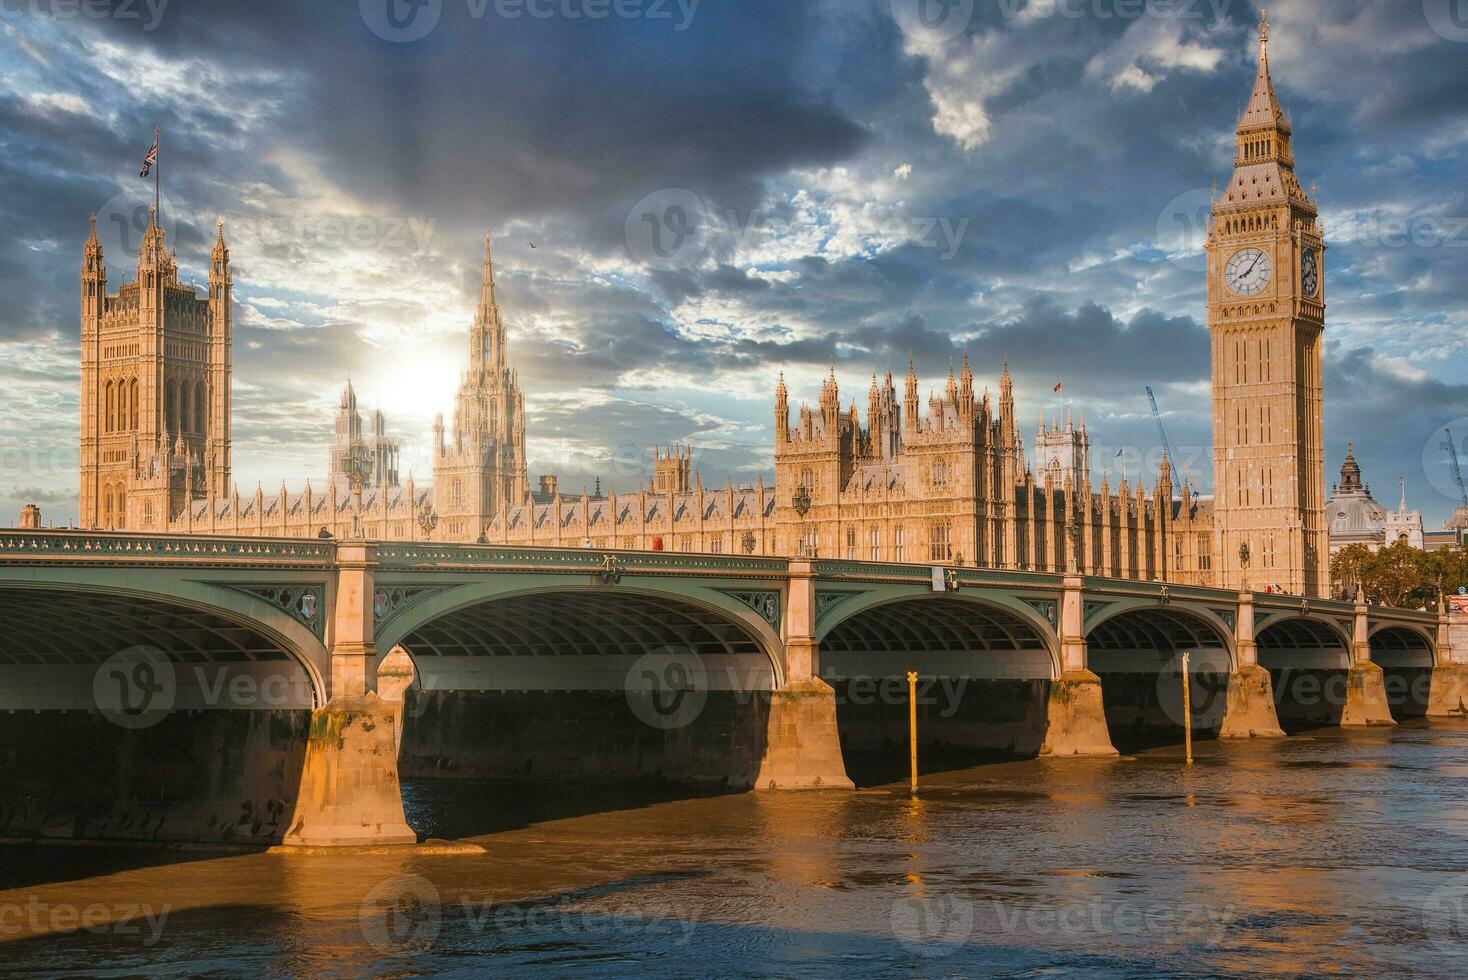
[0,530,1464,847]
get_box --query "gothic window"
[195,382,207,434]
[166,381,177,433]
[709,537,723,554]
[869,528,879,562]
[799,467,814,492]
[928,520,952,562]
[129,378,139,430]
[846,526,856,560]
[102,485,113,527]
[451,479,462,507]
[104,381,115,433]
[894,526,905,563]
[116,490,127,525]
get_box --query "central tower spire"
[469,231,506,373]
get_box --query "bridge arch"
[1256,615,1352,671]
[375,577,785,690]
[0,575,329,710]
[816,588,1060,667]
[1084,602,1237,673]
[815,589,1060,680]
[1083,602,1235,749]
[809,588,1060,779]
[372,576,787,790]
[1368,623,1436,666]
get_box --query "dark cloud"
[1,0,1465,527]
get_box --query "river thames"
[2,721,1467,977]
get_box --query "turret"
[958,350,974,424]
[206,219,233,497]
[999,361,1017,448]
[775,372,789,444]
[903,357,919,433]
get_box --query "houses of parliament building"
[72,19,1331,596]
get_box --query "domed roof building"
[1327,444,1423,554]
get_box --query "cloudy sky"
[3,0,1467,526]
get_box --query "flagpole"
[154,125,160,223]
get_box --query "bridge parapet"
[0,530,334,567]
[376,541,789,577]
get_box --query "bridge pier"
[1428,603,1468,718]
[282,542,416,847]
[1219,591,1285,738]
[1039,575,1118,757]
[1341,596,1395,727]
[754,563,853,789]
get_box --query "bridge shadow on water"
[400,777,748,841]
[0,840,250,892]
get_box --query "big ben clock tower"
[1208,14,1327,597]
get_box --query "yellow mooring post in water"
[907,671,919,794]
[1181,651,1193,766]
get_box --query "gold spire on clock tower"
[1208,14,1328,597]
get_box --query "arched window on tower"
[104,381,115,433]
[195,382,207,434]
[166,380,178,434]
[129,378,139,430]
[102,484,113,527]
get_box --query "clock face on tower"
[1301,248,1319,297]
[1225,248,1272,296]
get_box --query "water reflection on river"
[3,721,1468,976]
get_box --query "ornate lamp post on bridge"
[416,501,439,541]
[793,484,815,558]
[343,441,374,540]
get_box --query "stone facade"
[79,212,232,531]
[75,20,1337,594]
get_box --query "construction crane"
[1145,387,1177,466]
[1145,386,1194,497]
[1444,426,1468,510]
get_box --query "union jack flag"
[1052,381,1063,393]
[139,135,157,178]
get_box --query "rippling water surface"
[4,721,1468,977]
